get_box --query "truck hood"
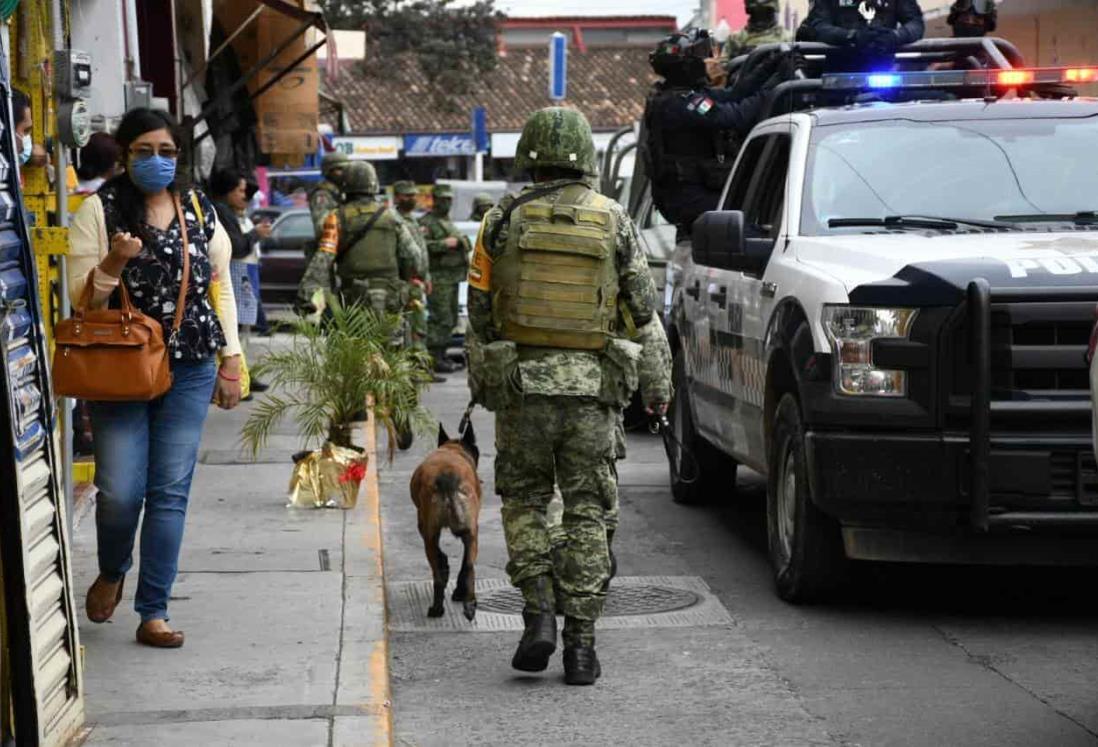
[794,231,1098,304]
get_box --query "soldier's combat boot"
[433,352,458,374]
[511,576,556,672]
[563,617,600,685]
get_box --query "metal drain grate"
[386,576,733,633]
[476,584,700,617]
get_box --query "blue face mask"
[19,133,32,165]
[128,155,176,194]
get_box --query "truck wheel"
[767,393,847,603]
[668,351,738,505]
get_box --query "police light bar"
[821,66,1098,91]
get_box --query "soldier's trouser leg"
[496,399,558,609]
[408,285,429,353]
[426,281,459,358]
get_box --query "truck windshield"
[801,115,1098,235]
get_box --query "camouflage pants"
[548,411,625,547]
[408,283,428,353]
[426,281,459,355]
[496,395,616,622]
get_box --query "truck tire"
[668,350,738,505]
[766,393,848,603]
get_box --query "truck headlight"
[821,306,918,397]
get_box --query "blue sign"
[403,133,477,158]
[471,106,488,153]
[549,32,567,101]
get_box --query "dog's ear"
[437,423,450,446]
[461,422,476,449]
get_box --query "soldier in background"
[467,107,671,686]
[420,183,471,373]
[948,0,996,37]
[297,162,425,329]
[307,152,349,260]
[393,179,444,383]
[469,193,494,222]
[725,0,791,58]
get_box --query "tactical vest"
[337,202,399,283]
[491,184,619,351]
[642,87,734,193]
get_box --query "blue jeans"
[90,360,217,622]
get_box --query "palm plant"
[240,301,432,458]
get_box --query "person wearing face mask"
[948,0,996,37]
[12,89,34,168]
[419,182,471,373]
[392,179,441,380]
[66,108,243,649]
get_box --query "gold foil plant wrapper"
[288,443,369,509]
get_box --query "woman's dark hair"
[11,89,29,127]
[209,167,244,200]
[76,132,121,181]
[102,108,183,241]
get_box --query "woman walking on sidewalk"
[66,108,244,648]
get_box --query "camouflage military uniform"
[725,0,791,58]
[297,164,424,320]
[420,184,471,365]
[469,192,494,222]
[469,179,671,640]
[306,152,349,261]
[393,180,430,352]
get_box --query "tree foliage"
[318,0,502,110]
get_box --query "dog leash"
[650,411,700,485]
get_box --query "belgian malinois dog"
[410,423,481,620]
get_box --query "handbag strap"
[170,193,191,344]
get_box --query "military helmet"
[342,161,379,196]
[392,179,417,196]
[321,151,350,177]
[433,183,454,198]
[514,107,598,177]
[472,192,494,208]
[745,0,780,13]
[650,29,714,85]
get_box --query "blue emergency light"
[822,66,1098,91]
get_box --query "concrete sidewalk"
[71,336,391,747]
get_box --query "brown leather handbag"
[52,195,191,401]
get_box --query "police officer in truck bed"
[799,0,925,63]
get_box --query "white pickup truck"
[665,76,1098,602]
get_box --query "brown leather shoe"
[86,575,124,624]
[136,623,184,649]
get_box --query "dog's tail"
[434,471,470,533]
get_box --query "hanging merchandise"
[0,40,86,747]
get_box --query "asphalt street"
[384,372,1098,747]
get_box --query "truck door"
[687,135,771,438]
[703,129,793,470]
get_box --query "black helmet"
[650,29,714,86]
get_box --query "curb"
[362,406,394,746]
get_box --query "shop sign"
[332,136,402,160]
[403,133,477,157]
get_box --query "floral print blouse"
[98,185,227,362]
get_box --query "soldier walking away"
[469,192,494,222]
[296,162,426,332]
[393,179,444,382]
[307,152,349,259]
[420,183,471,373]
[642,29,794,237]
[799,0,925,65]
[725,0,791,58]
[948,0,995,37]
[466,107,672,685]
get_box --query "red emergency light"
[1065,68,1098,83]
[997,70,1034,85]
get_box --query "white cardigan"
[66,194,243,358]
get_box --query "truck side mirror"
[691,210,745,269]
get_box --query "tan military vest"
[491,183,618,351]
[337,202,399,283]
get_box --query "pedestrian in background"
[209,167,272,393]
[75,132,121,194]
[393,179,443,382]
[420,182,470,373]
[66,107,244,649]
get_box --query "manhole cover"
[477,584,700,617]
